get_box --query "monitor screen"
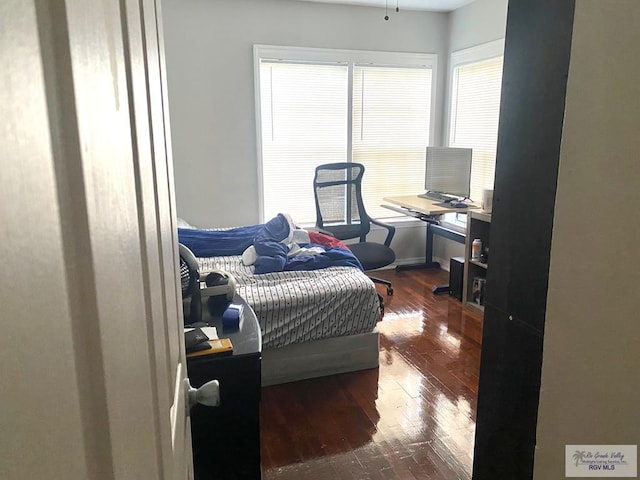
[424,147,473,198]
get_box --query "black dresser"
[187,296,262,480]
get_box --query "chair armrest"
[370,218,396,247]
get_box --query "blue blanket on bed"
[178,214,363,274]
[278,245,363,273]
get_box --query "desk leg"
[395,222,441,271]
[432,285,450,294]
[396,223,465,295]
[428,223,451,294]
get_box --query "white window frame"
[444,38,505,147]
[440,39,504,229]
[253,45,438,223]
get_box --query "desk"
[383,195,478,217]
[382,195,479,293]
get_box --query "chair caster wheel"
[387,286,394,296]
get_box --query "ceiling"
[293,0,477,13]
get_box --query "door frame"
[1,0,191,478]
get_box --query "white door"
[1,0,191,478]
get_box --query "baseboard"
[392,256,428,268]
[391,256,450,270]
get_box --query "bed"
[179,216,381,386]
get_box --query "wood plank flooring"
[260,268,483,480]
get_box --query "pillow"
[177,217,197,229]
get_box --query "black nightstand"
[187,296,262,480]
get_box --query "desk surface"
[383,195,480,216]
[187,295,261,361]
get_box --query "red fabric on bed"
[308,231,350,251]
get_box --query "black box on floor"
[449,256,464,301]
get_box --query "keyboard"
[418,192,451,202]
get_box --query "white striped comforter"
[198,255,380,350]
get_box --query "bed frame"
[261,329,380,386]
[191,249,381,386]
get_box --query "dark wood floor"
[259,268,483,480]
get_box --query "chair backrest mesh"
[180,257,191,297]
[313,163,372,241]
[179,243,200,300]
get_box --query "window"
[447,39,504,202]
[255,45,437,224]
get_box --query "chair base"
[369,275,393,296]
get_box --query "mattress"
[197,255,380,350]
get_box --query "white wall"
[448,0,508,53]
[162,0,448,233]
[533,1,640,477]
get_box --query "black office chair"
[313,162,396,295]
[179,243,201,324]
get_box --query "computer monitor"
[424,147,473,199]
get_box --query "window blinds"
[258,58,433,224]
[259,61,348,223]
[352,65,432,219]
[449,56,503,202]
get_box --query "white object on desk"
[481,189,494,213]
[200,269,237,301]
[184,326,218,340]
